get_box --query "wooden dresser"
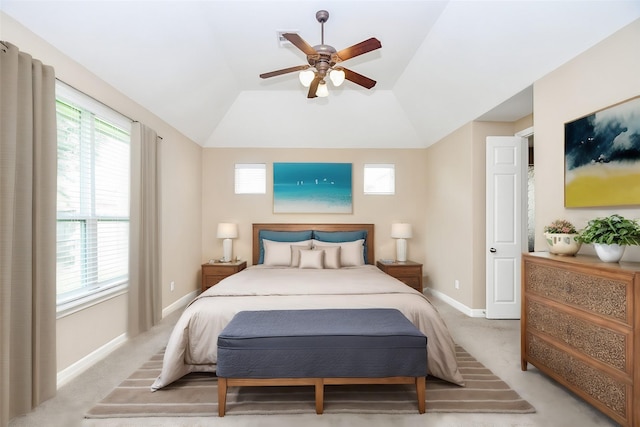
[521,252,640,426]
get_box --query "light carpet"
[85,345,534,418]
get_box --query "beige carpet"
[85,345,534,418]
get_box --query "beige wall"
[534,18,640,262]
[201,148,428,265]
[2,12,203,372]
[424,121,520,310]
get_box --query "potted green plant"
[575,214,640,262]
[543,219,581,256]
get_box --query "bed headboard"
[252,223,375,265]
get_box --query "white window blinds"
[364,164,395,195]
[56,82,131,306]
[235,163,266,194]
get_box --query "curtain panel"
[0,42,57,425]
[128,122,162,337]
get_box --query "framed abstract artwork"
[564,96,640,207]
[273,162,352,213]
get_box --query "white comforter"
[151,265,464,391]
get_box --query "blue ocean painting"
[273,163,352,213]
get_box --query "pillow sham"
[313,244,341,269]
[298,249,324,269]
[263,239,312,266]
[313,230,368,263]
[312,239,365,267]
[258,230,313,264]
[290,244,312,267]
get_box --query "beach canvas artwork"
[273,163,352,213]
[564,96,640,207]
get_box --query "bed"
[150,223,464,391]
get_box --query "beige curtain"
[128,122,162,337]
[0,42,57,425]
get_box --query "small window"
[235,164,266,194]
[364,164,395,195]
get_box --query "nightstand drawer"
[201,261,247,292]
[376,260,423,292]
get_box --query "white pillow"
[298,249,324,269]
[313,244,341,269]
[290,244,312,267]
[263,239,311,266]
[312,239,365,267]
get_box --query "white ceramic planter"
[593,243,626,262]
[544,233,581,256]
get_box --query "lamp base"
[222,238,233,262]
[396,239,407,262]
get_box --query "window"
[235,163,266,194]
[364,164,395,195]
[56,82,131,310]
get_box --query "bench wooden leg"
[218,377,227,417]
[314,378,324,414]
[416,376,426,414]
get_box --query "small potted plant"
[543,219,581,256]
[575,214,640,262]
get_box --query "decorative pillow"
[313,244,341,269]
[258,230,313,264]
[313,230,368,263]
[263,239,311,266]
[312,239,365,267]
[298,249,324,269]
[290,244,312,267]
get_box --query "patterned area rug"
[85,345,534,418]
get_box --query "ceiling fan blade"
[307,76,321,98]
[342,68,376,89]
[283,33,317,56]
[335,38,381,61]
[260,64,310,79]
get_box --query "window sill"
[56,283,128,319]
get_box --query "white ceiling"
[2,1,639,149]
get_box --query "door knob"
[489,248,497,253]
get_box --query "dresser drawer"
[526,298,630,375]
[524,261,630,325]
[526,333,630,425]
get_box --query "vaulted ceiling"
[2,1,639,149]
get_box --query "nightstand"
[376,260,423,292]
[201,261,247,292]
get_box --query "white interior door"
[486,136,527,319]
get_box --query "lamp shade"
[391,223,412,239]
[329,68,345,86]
[217,223,238,239]
[299,69,315,87]
[316,81,329,97]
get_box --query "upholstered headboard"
[252,223,375,265]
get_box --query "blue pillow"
[313,230,368,263]
[258,230,313,264]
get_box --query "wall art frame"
[273,162,353,214]
[564,95,640,208]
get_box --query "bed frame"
[252,223,375,265]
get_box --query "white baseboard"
[56,290,196,389]
[57,333,127,389]
[425,287,486,318]
[162,290,198,318]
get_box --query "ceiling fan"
[259,10,382,98]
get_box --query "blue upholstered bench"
[216,308,428,416]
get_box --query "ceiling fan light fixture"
[299,69,315,87]
[329,68,345,87]
[316,80,329,97]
